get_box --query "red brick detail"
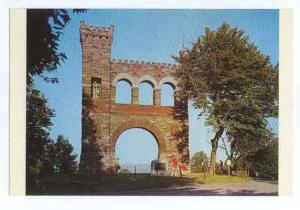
[111,104,174,116]
[171,125,180,136]
[154,66,162,79]
[131,64,141,75]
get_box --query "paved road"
[101,180,278,196]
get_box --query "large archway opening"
[115,128,159,173]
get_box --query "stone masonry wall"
[79,21,189,174]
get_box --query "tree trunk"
[209,127,224,176]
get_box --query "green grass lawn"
[29,173,254,195]
[187,173,254,184]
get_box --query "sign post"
[226,160,231,176]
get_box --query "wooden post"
[226,160,231,176]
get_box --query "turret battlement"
[112,58,178,68]
[80,21,114,43]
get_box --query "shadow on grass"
[29,173,196,195]
[109,188,278,196]
[253,178,278,185]
[28,173,277,196]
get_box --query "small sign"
[226,160,231,166]
[154,162,166,171]
[151,160,166,171]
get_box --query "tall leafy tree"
[26,85,55,188]
[175,23,278,175]
[26,9,86,190]
[52,135,78,174]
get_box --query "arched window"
[139,81,154,105]
[161,83,175,106]
[116,80,132,104]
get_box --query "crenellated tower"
[80,21,115,172]
[79,21,189,175]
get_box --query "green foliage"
[187,173,254,185]
[51,135,78,174]
[248,140,278,179]
[174,22,278,175]
[27,9,69,84]
[191,151,209,173]
[228,156,248,176]
[26,85,55,179]
[26,88,78,191]
[176,22,278,127]
[119,168,131,174]
[26,101,78,191]
[26,85,58,193]
[27,9,86,84]
[27,173,254,195]
[26,9,85,193]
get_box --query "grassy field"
[29,173,254,195]
[187,173,254,184]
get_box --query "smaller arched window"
[116,80,132,104]
[161,83,175,106]
[139,81,154,105]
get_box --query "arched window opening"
[139,81,154,105]
[115,128,159,173]
[116,80,132,104]
[161,83,175,106]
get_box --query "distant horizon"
[119,163,153,173]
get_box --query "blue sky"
[35,9,279,165]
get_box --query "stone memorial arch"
[79,21,189,173]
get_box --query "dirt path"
[100,180,278,196]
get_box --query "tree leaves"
[27,9,86,84]
[174,22,278,175]
[191,151,209,173]
[247,140,278,178]
[49,135,78,174]
[26,9,86,192]
[26,85,55,183]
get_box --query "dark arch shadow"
[79,90,104,175]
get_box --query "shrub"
[191,151,209,173]
[249,140,278,179]
[119,168,131,174]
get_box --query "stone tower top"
[79,21,114,45]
